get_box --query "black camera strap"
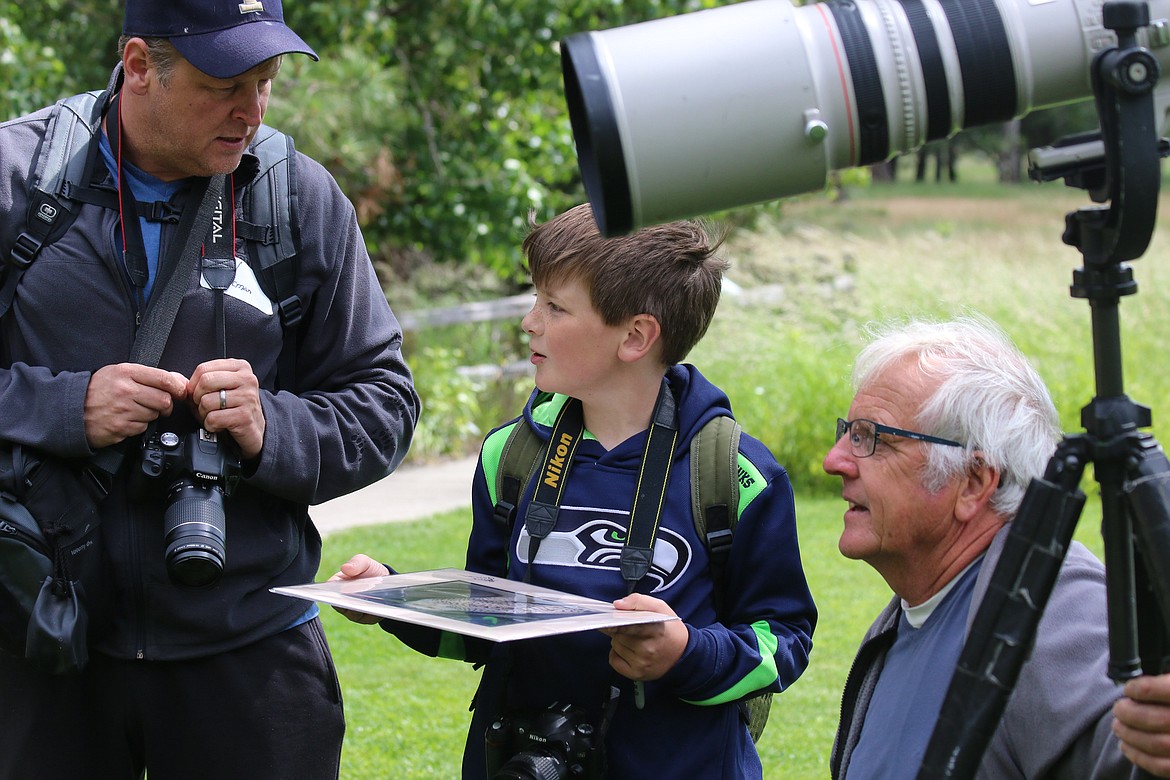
[521,396,584,580]
[89,172,225,481]
[101,89,228,368]
[87,120,227,481]
[201,182,238,361]
[129,173,226,367]
[522,379,678,594]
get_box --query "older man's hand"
[1114,673,1170,777]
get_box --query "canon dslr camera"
[485,703,604,779]
[141,425,241,588]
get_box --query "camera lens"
[562,0,1146,235]
[163,480,227,587]
[491,750,570,780]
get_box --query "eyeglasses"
[835,417,964,458]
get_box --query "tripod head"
[1033,2,1166,263]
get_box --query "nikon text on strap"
[522,380,678,595]
[521,396,584,581]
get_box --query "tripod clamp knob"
[1100,0,1159,96]
[1102,47,1159,94]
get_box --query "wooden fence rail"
[398,293,532,332]
[399,293,534,381]
[394,279,848,380]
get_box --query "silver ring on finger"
[219,389,228,410]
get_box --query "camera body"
[141,426,241,588]
[485,703,605,780]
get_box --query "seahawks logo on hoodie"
[515,505,693,592]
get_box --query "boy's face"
[522,276,630,399]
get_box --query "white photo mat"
[272,568,676,642]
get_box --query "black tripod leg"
[917,440,1087,779]
[1116,434,1170,780]
[1101,440,1144,681]
[1125,435,1170,665]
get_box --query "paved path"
[311,455,478,536]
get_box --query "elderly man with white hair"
[825,315,1170,779]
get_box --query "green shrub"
[687,173,1170,495]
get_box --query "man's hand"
[326,554,391,624]
[187,358,265,459]
[602,593,688,682]
[84,363,188,448]
[1114,673,1170,777]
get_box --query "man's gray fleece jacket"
[0,82,421,660]
[832,524,1135,778]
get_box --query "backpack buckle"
[492,499,517,530]
[705,525,733,555]
[277,295,303,328]
[142,200,182,223]
[10,232,41,269]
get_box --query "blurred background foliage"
[0,0,730,286]
[0,0,1102,288]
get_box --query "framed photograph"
[272,568,676,642]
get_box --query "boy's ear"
[618,314,662,363]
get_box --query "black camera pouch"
[0,492,52,656]
[0,444,107,674]
[25,574,88,673]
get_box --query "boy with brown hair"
[335,203,815,778]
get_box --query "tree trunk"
[870,159,898,183]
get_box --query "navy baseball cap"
[123,0,318,79]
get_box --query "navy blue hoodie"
[425,364,816,779]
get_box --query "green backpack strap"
[690,414,741,616]
[691,414,772,743]
[492,420,546,532]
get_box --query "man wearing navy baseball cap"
[123,0,318,80]
[0,2,420,779]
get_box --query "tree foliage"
[272,1,725,280]
[1,0,724,282]
[0,0,1106,282]
[0,0,121,112]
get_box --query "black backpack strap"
[690,414,741,616]
[238,125,302,389]
[2,90,108,320]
